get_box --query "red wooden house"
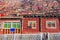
[22,18,40,34]
[41,18,60,33]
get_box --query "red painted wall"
[22,18,39,34]
[0,29,3,34]
[0,18,59,34]
[41,18,60,33]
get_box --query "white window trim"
[46,21,56,29]
[11,22,13,28]
[28,21,36,29]
[3,21,21,29]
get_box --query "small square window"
[46,21,56,28]
[28,21,36,29]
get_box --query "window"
[4,22,11,28]
[4,22,21,29]
[28,21,36,29]
[46,21,56,28]
[12,22,21,28]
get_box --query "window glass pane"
[16,22,21,28]
[52,22,55,27]
[30,22,32,27]
[4,22,7,28]
[47,22,51,27]
[4,23,7,28]
[12,22,16,28]
[7,22,11,28]
[32,22,36,27]
[28,22,32,28]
